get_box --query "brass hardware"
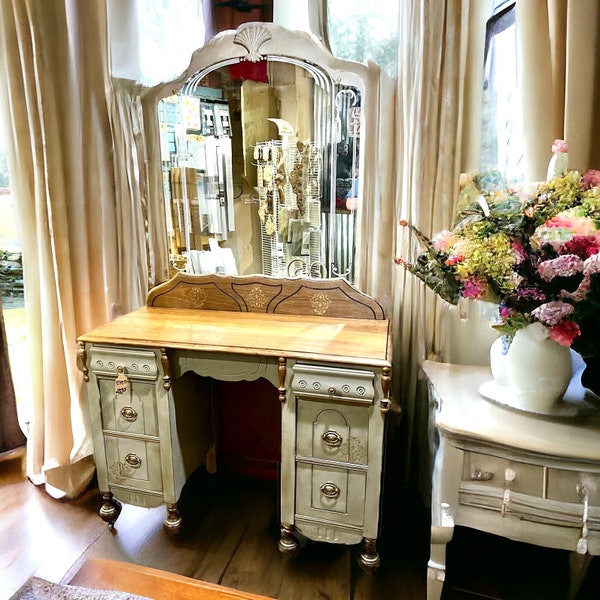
[278,357,287,403]
[163,503,183,535]
[470,468,494,481]
[328,386,336,395]
[359,537,381,574]
[124,453,142,469]
[78,342,89,382]
[278,523,300,558]
[501,468,516,517]
[320,482,341,499]
[380,366,392,413]
[120,406,138,422]
[160,348,171,390]
[576,485,589,554]
[322,429,343,447]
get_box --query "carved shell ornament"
[233,25,272,62]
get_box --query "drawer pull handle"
[470,468,494,481]
[328,386,336,396]
[320,482,341,499]
[120,406,138,422]
[322,430,343,447]
[124,453,142,469]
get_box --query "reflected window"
[480,1,523,182]
[326,0,399,79]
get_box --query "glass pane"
[480,3,524,182]
[327,0,399,79]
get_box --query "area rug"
[10,576,151,600]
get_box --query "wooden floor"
[2,453,600,600]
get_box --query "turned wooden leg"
[278,523,300,558]
[98,491,122,530]
[163,503,183,534]
[358,537,380,573]
[427,522,455,600]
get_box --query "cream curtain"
[385,0,487,491]
[0,0,147,498]
[517,0,600,179]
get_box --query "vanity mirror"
[143,22,375,284]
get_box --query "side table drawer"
[462,452,543,496]
[105,435,163,493]
[547,469,600,504]
[295,462,366,527]
[296,399,369,465]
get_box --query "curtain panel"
[391,0,486,492]
[518,0,600,179]
[0,0,147,498]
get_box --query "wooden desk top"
[78,307,391,368]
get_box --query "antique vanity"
[78,274,392,571]
[78,21,392,571]
[423,360,600,599]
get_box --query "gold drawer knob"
[320,482,341,499]
[124,453,142,469]
[322,430,343,447]
[120,406,138,422]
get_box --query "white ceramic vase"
[489,322,573,413]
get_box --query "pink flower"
[549,320,580,347]
[558,235,600,259]
[582,169,600,190]
[560,255,600,301]
[544,215,597,236]
[552,139,568,153]
[583,253,600,275]
[537,255,584,281]
[432,230,453,252]
[461,277,487,299]
[512,240,528,263]
[532,301,574,326]
[445,254,463,267]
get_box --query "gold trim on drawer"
[89,346,158,380]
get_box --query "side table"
[422,360,600,600]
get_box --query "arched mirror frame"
[141,22,377,290]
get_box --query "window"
[327,0,399,79]
[480,1,524,182]
[108,0,206,85]
[0,104,28,416]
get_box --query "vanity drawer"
[546,469,600,504]
[98,378,159,436]
[296,399,369,465]
[461,452,544,497]
[88,346,158,379]
[292,364,375,404]
[104,435,163,492]
[295,462,366,527]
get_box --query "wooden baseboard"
[67,558,274,600]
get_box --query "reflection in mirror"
[156,25,362,283]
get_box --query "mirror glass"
[155,27,364,283]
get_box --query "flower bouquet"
[397,142,600,394]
